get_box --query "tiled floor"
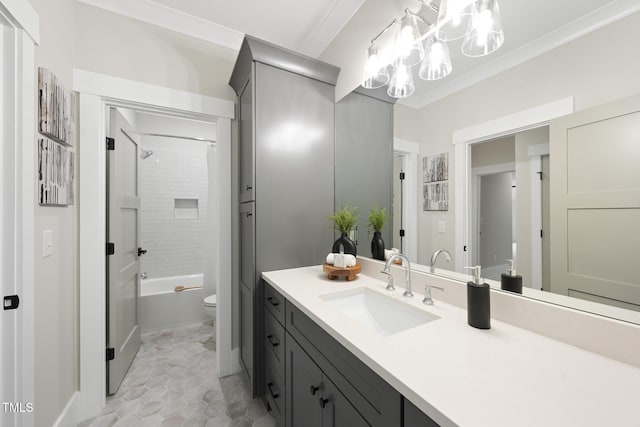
[80,321,275,427]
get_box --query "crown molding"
[402,0,640,110]
[298,0,365,57]
[78,0,243,51]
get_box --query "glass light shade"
[392,13,424,67]
[436,0,478,42]
[362,44,390,89]
[419,36,452,81]
[462,0,504,57]
[387,62,415,98]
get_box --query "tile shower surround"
[81,321,275,427]
[139,138,209,280]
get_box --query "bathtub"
[139,273,211,333]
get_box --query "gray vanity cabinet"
[263,281,442,427]
[286,333,368,427]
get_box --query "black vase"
[332,232,357,257]
[370,231,385,261]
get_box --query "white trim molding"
[453,98,574,272]
[77,0,243,51]
[73,69,235,120]
[77,79,237,422]
[0,0,40,43]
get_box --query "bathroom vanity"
[261,261,640,426]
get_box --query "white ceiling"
[79,0,640,109]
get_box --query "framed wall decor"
[38,138,74,206]
[38,67,77,146]
[423,152,449,211]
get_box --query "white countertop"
[262,265,640,427]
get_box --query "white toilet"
[203,294,217,336]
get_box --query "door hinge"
[399,229,405,237]
[106,347,115,361]
[106,137,115,151]
[537,171,543,181]
[106,242,115,255]
[399,172,405,180]
[463,245,467,252]
[540,229,544,238]
[3,295,20,311]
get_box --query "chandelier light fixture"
[362,0,505,98]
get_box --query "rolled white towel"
[326,253,335,265]
[344,254,356,267]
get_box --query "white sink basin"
[320,287,439,337]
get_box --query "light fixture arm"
[371,19,397,44]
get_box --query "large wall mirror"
[382,10,640,326]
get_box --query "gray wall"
[335,91,394,255]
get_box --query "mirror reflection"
[383,11,640,324]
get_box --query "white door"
[107,108,142,394]
[550,96,640,311]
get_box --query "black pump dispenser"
[465,266,491,330]
[501,259,523,294]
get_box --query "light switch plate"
[42,230,53,258]
[437,221,446,233]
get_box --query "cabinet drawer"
[286,303,401,427]
[265,362,285,427]
[264,282,286,326]
[265,310,285,379]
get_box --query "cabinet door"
[286,333,323,427]
[239,202,256,392]
[239,75,254,203]
[240,284,254,386]
[321,375,370,427]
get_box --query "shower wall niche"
[139,136,209,279]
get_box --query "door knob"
[138,248,147,256]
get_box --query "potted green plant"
[327,202,359,256]
[368,206,388,260]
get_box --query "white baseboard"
[52,391,80,427]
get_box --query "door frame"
[393,138,419,263]
[0,2,38,426]
[452,97,574,273]
[471,162,515,266]
[75,70,235,421]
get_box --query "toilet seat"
[204,294,217,307]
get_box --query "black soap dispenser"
[501,259,523,294]
[465,266,491,330]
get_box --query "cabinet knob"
[309,385,319,396]
[245,185,253,191]
[267,297,280,307]
[267,382,280,399]
[318,397,329,409]
[267,334,280,347]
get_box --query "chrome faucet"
[429,248,453,274]
[381,253,413,297]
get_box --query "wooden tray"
[323,263,361,281]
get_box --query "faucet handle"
[380,270,395,291]
[422,285,444,305]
